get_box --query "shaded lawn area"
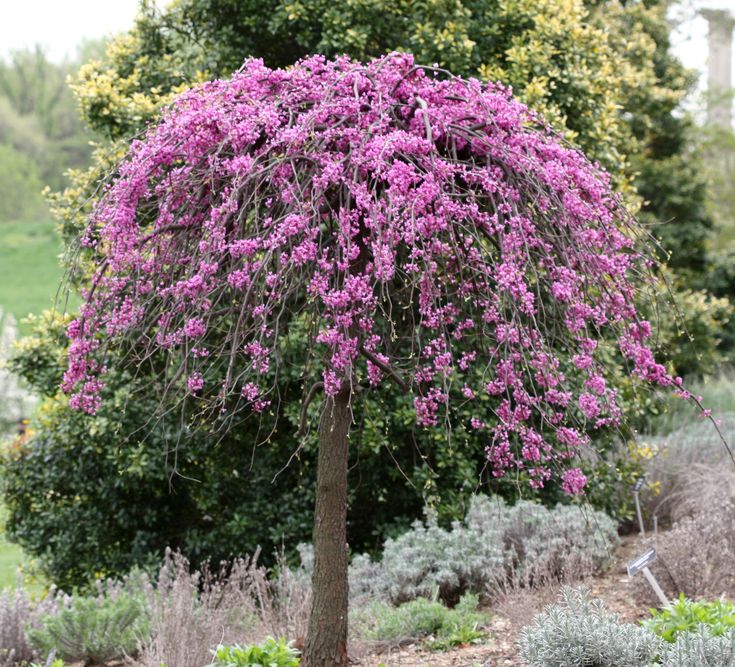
[0,529,24,589]
[0,504,25,589]
[0,219,77,334]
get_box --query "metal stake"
[642,566,669,606]
[634,490,646,538]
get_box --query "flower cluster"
[64,53,677,493]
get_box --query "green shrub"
[518,587,663,667]
[207,637,300,667]
[364,593,486,650]
[646,596,735,643]
[28,593,150,663]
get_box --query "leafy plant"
[646,595,735,643]
[363,593,487,650]
[425,594,488,651]
[207,637,300,667]
[28,593,150,663]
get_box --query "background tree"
[61,54,679,664]
[0,144,46,222]
[0,46,99,224]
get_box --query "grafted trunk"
[302,384,351,667]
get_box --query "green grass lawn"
[0,219,71,588]
[0,219,76,333]
[0,503,25,589]
[0,529,25,589]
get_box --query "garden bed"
[357,534,650,665]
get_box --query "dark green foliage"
[636,153,712,277]
[608,0,714,279]
[708,249,735,301]
[2,320,314,589]
[28,593,150,664]
[702,249,735,353]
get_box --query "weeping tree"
[63,54,681,666]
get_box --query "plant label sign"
[632,476,646,492]
[627,548,669,606]
[626,548,656,576]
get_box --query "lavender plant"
[138,550,310,667]
[0,585,57,667]
[518,587,663,667]
[660,626,735,667]
[28,592,150,664]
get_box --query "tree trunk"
[302,384,351,667]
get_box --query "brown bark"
[302,383,351,667]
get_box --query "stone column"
[702,9,734,129]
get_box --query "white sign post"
[627,548,669,607]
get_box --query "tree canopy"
[66,53,674,494]
[62,53,683,666]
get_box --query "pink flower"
[414,388,447,427]
[323,370,342,397]
[184,318,207,338]
[561,468,587,495]
[578,393,601,419]
[187,372,204,393]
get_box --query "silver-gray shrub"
[364,516,504,604]
[468,496,619,583]
[660,626,735,667]
[351,495,618,604]
[517,587,663,667]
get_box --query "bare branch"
[297,381,324,437]
[359,345,410,392]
